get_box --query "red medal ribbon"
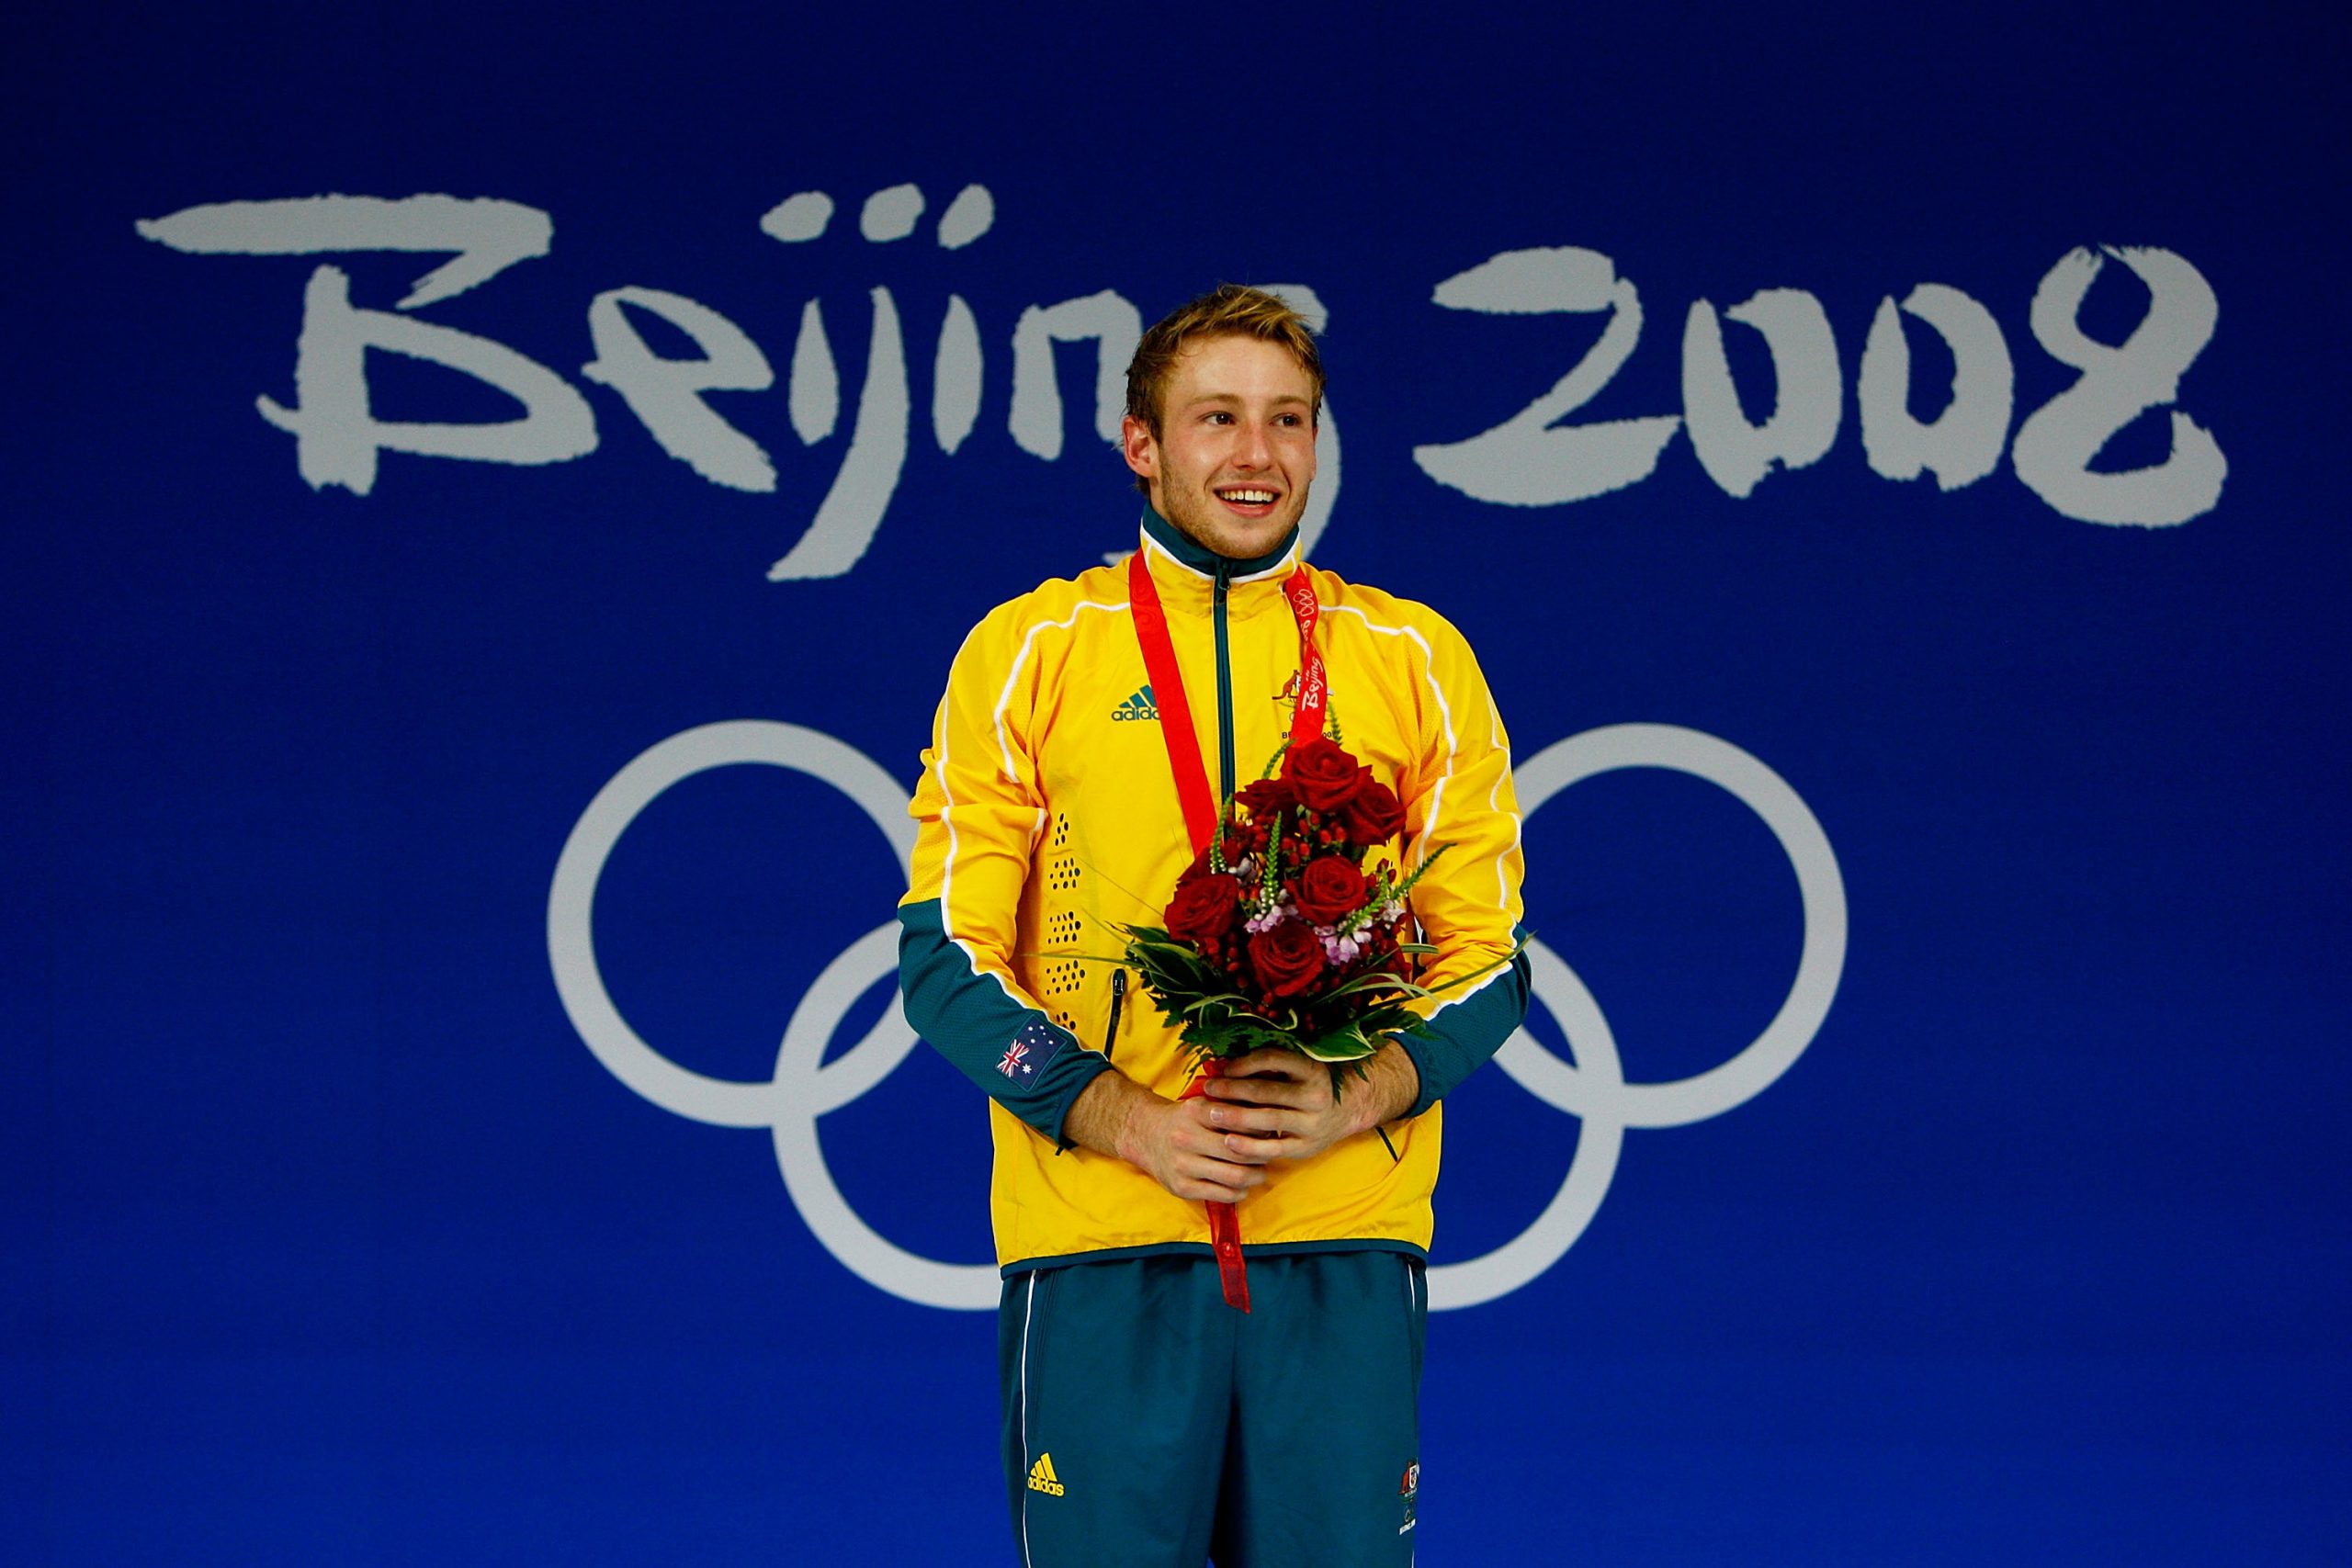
[1283,567,1328,748]
[1176,1062,1249,1312]
[1125,550,1221,852]
[1127,547,1326,1313]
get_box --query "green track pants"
[1000,1249,1427,1567]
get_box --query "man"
[899,285,1528,1566]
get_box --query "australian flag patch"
[998,1019,1066,1083]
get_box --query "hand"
[1123,1094,1272,1204]
[1200,1046,1401,1165]
[1064,1071,1270,1204]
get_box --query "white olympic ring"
[548,719,1847,1312]
[546,720,994,1309]
[1427,723,1847,1308]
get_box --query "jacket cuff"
[899,898,1112,1140]
[1396,942,1532,1119]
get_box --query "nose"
[1233,419,1272,468]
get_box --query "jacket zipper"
[1213,564,1236,800]
[1101,969,1125,1060]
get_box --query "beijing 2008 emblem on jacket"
[898,507,1531,1274]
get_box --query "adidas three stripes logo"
[1110,685,1159,722]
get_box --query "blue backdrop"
[10,4,2348,1562]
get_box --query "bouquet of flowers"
[1119,736,1453,1087]
[1106,733,1523,1313]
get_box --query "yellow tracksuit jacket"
[898,510,1529,1272]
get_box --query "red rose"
[1283,738,1368,811]
[1293,855,1368,925]
[1336,777,1406,845]
[1247,919,1326,998]
[1237,774,1302,820]
[1165,874,1241,944]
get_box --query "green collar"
[1140,505,1299,579]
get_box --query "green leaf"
[1295,1024,1379,1063]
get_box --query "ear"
[1120,413,1159,484]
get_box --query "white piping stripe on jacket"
[929,625,984,934]
[1321,599,1522,1028]
[931,629,1056,1019]
[1317,604,1457,863]
[991,599,1130,788]
[1487,686,1522,913]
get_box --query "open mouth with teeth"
[1216,486,1280,513]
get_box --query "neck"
[1141,504,1298,578]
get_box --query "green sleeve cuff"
[898,898,1111,1141]
[1396,936,1531,1119]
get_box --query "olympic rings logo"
[548,720,1846,1311]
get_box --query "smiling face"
[1122,333,1318,561]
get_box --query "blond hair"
[1124,284,1326,441]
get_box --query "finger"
[1220,1048,1311,1082]
[1174,1156,1265,1201]
[1208,1078,1309,1112]
[1192,1115,1285,1164]
[1170,1122,1272,1169]
[1219,1132,1294,1163]
[1219,1129,1290,1164]
[1206,1066,1306,1098]
[1203,1102,1285,1135]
